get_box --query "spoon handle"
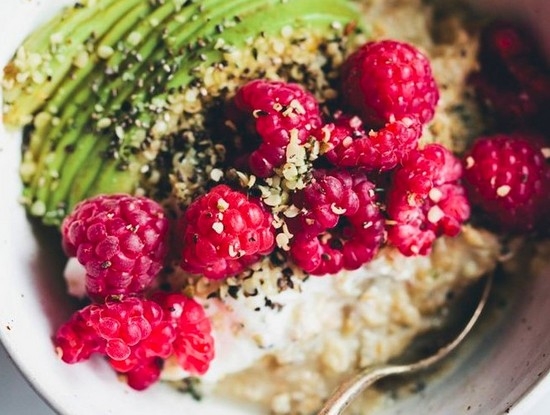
[317,364,410,415]
[318,273,493,415]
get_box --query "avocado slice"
[4,0,367,226]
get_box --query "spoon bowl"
[318,271,494,415]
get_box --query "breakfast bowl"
[1,0,550,414]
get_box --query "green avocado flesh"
[3,0,366,226]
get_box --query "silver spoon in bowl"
[318,271,494,415]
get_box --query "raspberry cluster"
[218,39,468,265]
[56,194,215,390]
[52,36,492,390]
[52,29,550,392]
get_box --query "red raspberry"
[61,194,169,301]
[228,79,322,177]
[293,168,361,232]
[386,144,470,256]
[179,184,275,279]
[471,22,550,129]
[320,113,423,171]
[54,293,215,390]
[479,22,547,90]
[340,40,439,127]
[54,296,176,389]
[154,292,215,375]
[289,170,385,275]
[462,133,550,233]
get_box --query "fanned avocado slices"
[2,0,368,226]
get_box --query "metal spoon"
[318,271,494,415]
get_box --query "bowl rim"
[2,1,550,414]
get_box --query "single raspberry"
[227,79,322,177]
[61,194,169,301]
[179,184,275,279]
[478,21,548,93]
[340,40,439,127]
[386,144,470,256]
[293,168,361,232]
[154,292,215,375]
[289,170,385,275]
[320,113,423,171]
[479,21,533,63]
[54,296,177,389]
[462,133,550,233]
[471,22,550,129]
[54,293,215,390]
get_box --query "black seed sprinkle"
[227,285,240,299]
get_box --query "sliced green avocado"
[4,0,367,226]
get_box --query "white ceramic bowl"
[2,1,550,414]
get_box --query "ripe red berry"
[179,185,275,279]
[478,21,547,91]
[462,133,550,233]
[471,22,550,129]
[61,194,169,301]
[289,170,385,275]
[320,113,422,171]
[340,40,439,127]
[54,293,215,390]
[228,79,322,177]
[54,296,176,388]
[386,144,470,256]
